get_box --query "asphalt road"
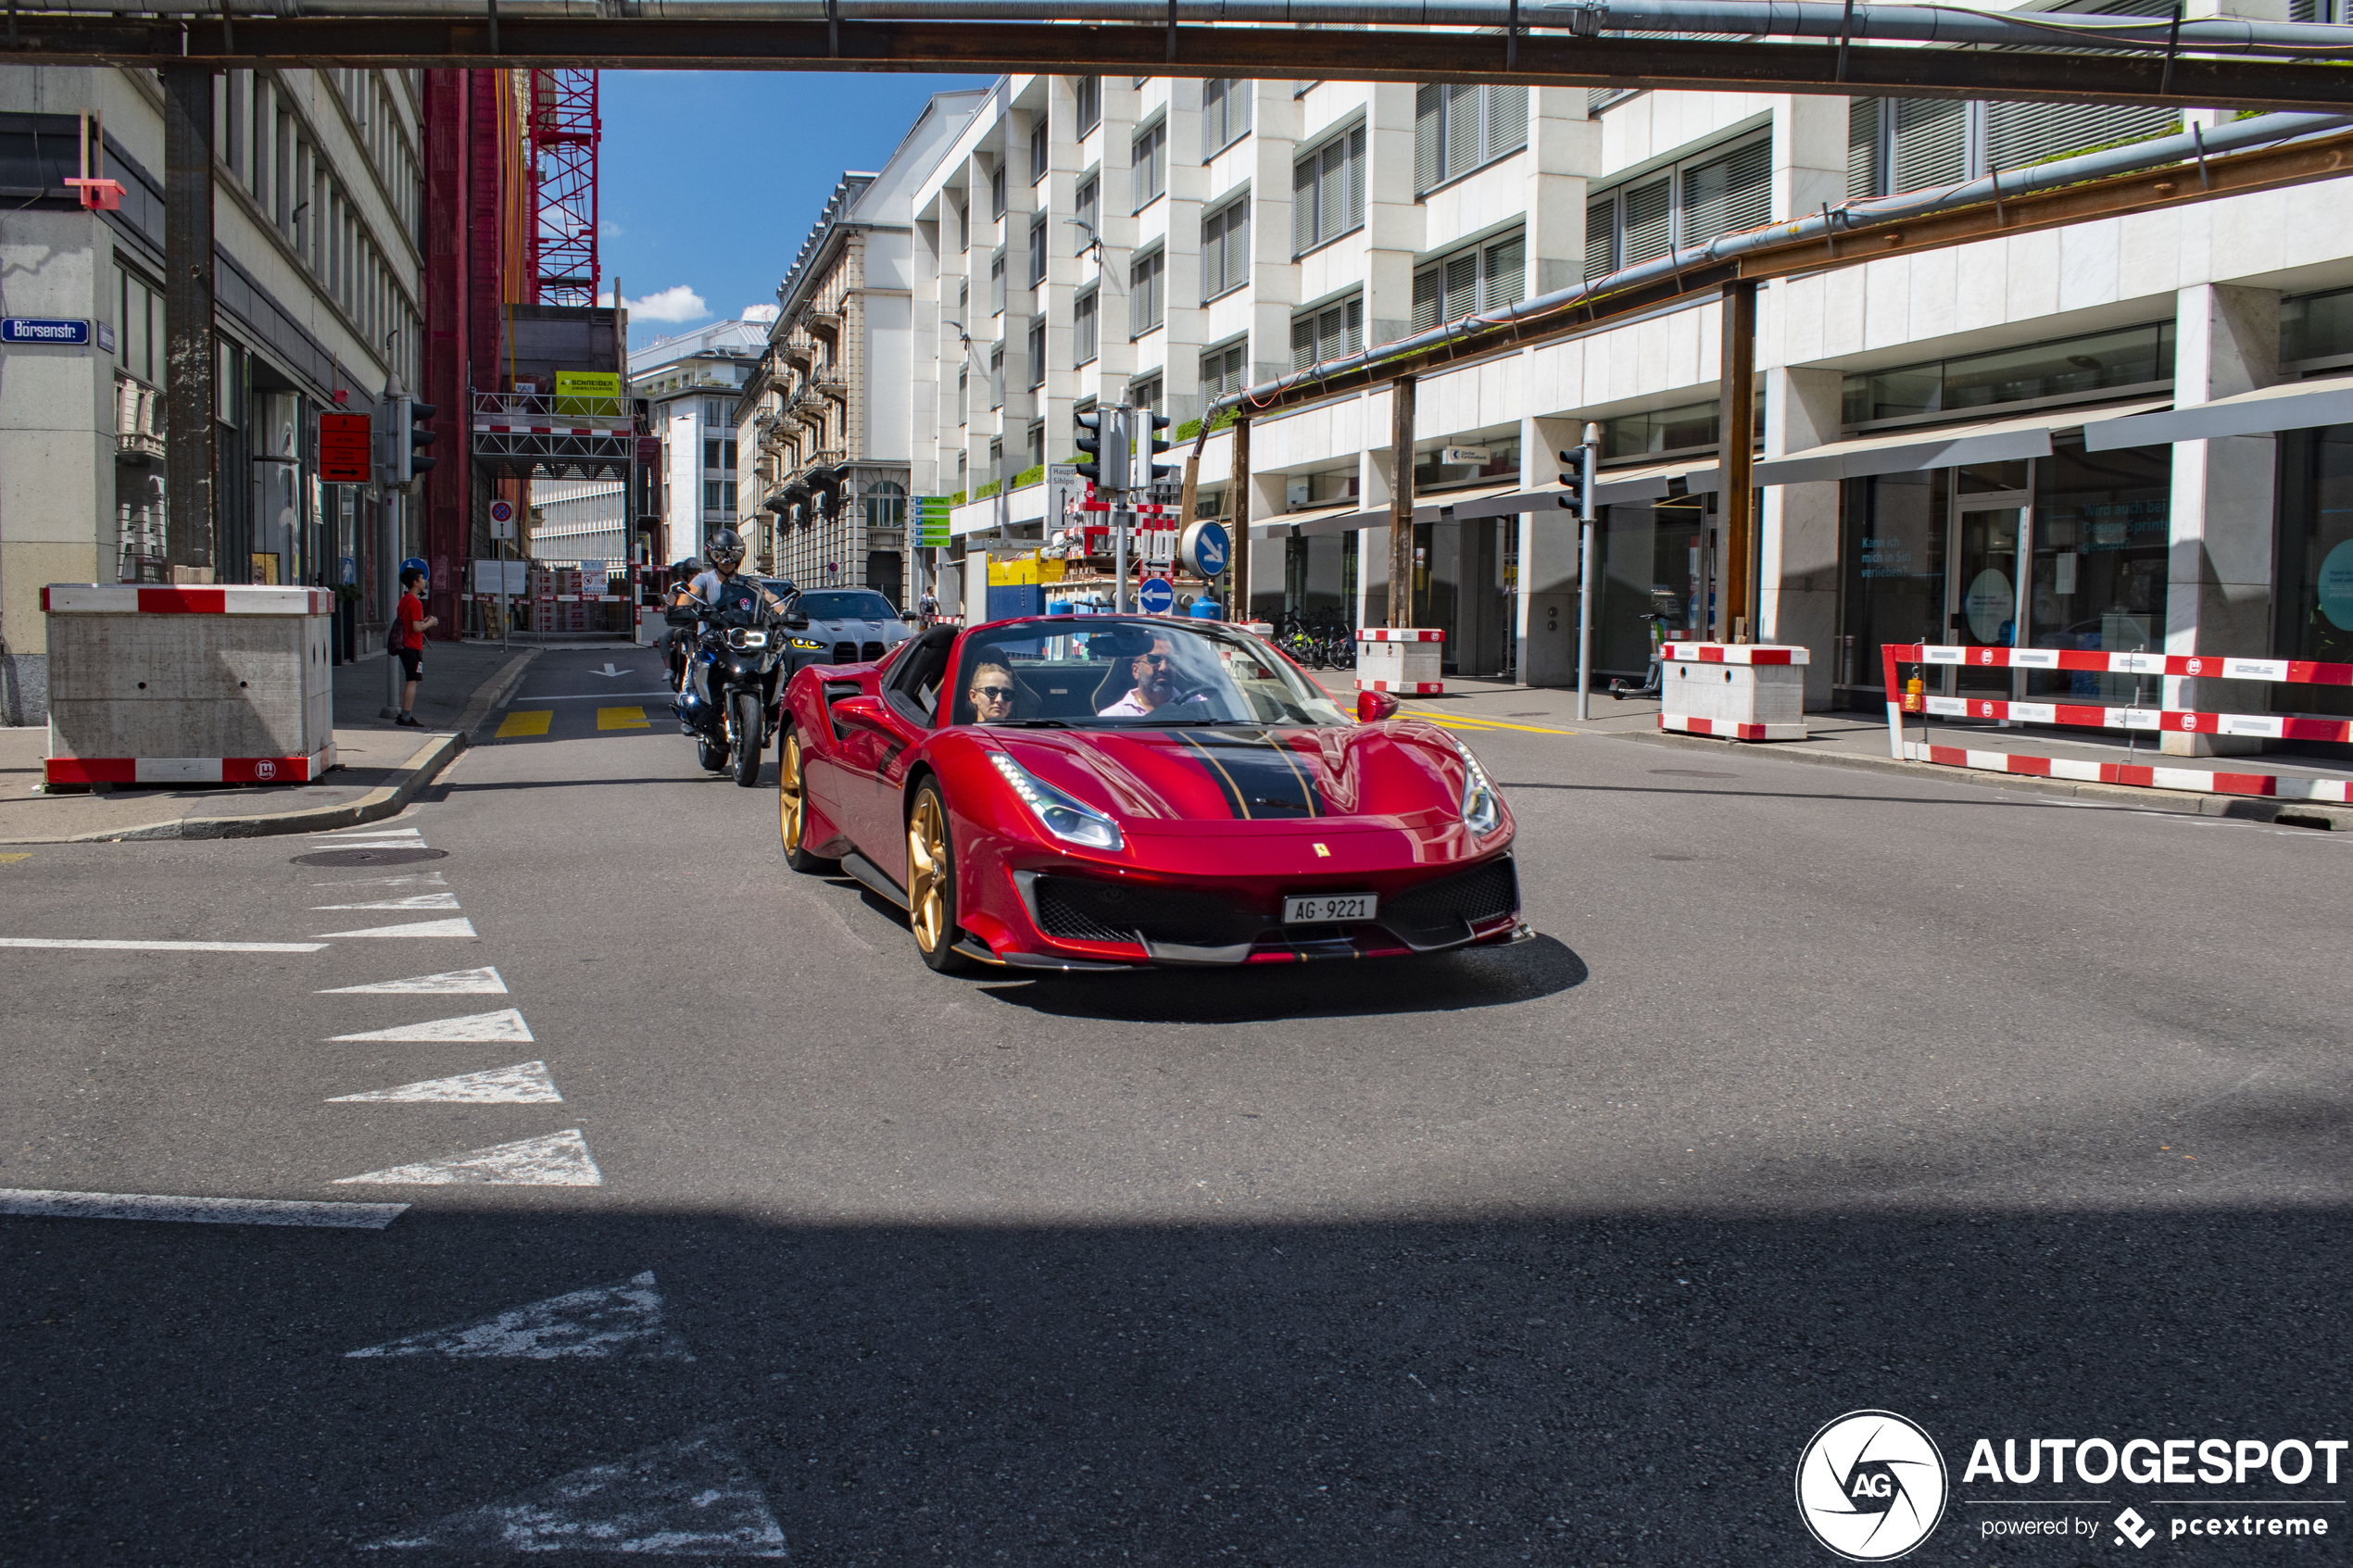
[3,646,2348,1566]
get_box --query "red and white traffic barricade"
[40,583,337,787]
[1880,643,2353,802]
[1658,642,1809,741]
[1356,627,1443,694]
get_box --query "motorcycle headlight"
[729,629,768,649]
[1449,737,1505,837]
[788,636,824,650]
[989,751,1124,852]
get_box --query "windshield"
[950,619,1352,729]
[795,590,899,621]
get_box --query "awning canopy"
[2083,373,2353,450]
[1756,399,2169,486]
[1249,501,1372,540]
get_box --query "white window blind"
[1027,317,1046,387]
[1075,177,1098,252]
[1290,294,1364,370]
[1587,133,1768,271]
[1680,138,1772,244]
[1132,119,1167,210]
[1075,289,1099,364]
[1290,125,1366,255]
[1028,217,1048,286]
[1413,82,1529,193]
[1202,195,1250,301]
[1202,79,1252,158]
[1074,75,1101,134]
[989,250,1005,315]
[1201,340,1248,401]
[1030,119,1050,183]
[1412,232,1526,331]
[1130,248,1164,337]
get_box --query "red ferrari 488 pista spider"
[775,614,1525,972]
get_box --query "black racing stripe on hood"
[1176,730,1323,820]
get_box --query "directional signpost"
[916,495,951,548]
[1139,575,1176,616]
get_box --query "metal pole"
[1575,423,1597,721]
[1229,414,1250,623]
[162,65,217,579]
[1717,278,1758,643]
[1387,375,1416,629]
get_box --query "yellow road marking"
[495,709,553,738]
[0,853,30,864]
[1403,707,1581,736]
[597,706,649,731]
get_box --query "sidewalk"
[1395,677,2353,830]
[0,640,535,844]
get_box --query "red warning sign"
[320,412,371,483]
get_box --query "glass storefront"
[1413,520,1516,677]
[2276,422,2353,726]
[1592,499,1711,676]
[1837,440,2171,700]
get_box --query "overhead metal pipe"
[15,0,2353,55]
[1191,108,2353,447]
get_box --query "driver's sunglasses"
[1136,652,1174,666]
[974,684,1015,700]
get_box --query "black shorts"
[396,646,423,681]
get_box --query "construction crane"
[528,68,598,307]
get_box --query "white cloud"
[597,283,709,322]
[739,304,780,323]
[599,220,625,238]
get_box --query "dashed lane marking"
[495,709,554,738]
[326,826,422,837]
[366,1428,782,1555]
[310,893,462,912]
[308,872,447,888]
[0,1187,406,1228]
[345,1270,689,1361]
[597,706,650,731]
[320,966,506,996]
[330,1007,533,1044]
[330,1060,560,1104]
[311,917,478,940]
[0,853,31,864]
[0,936,327,952]
[334,1129,602,1187]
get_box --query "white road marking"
[319,966,507,996]
[591,662,631,678]
[330,1060,560,1103]
[0,1187,406,1228]
[345,1270,690,1361]
[329,1007,532,1044]
[0,937,327,952]
[312,918,478,939]
[309,894,462,911]
[308,872,447,888]
[334,1129,602,1186]
[514,689,671,700]
[326,826,422,839]
[367,1429,782,1555]
[314,840,430,851]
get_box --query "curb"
[17,650,540,845]
[1595,720,2353,830]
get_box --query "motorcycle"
[667,594,786,787]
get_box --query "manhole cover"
[290,847,449,867]
[1648,769,1738,778]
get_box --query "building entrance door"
[1947,491,2031,698]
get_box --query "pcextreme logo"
[1796,1410,1951,1562]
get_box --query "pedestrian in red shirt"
[394,566,438,727]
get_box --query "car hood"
[800,619,910,645]
[994,722,1474,833]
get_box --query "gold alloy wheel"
[778,733,805,854]
[907,791,950,955]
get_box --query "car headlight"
[1449,737,1504,837]
[788,636,824,650]
[989,751,1124,851]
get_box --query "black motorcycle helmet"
[707,530,746,571]
[670,557,702,584]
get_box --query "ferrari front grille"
[833,640,858,663]
[1032,876,1262,948]
[1382,858,1518,946]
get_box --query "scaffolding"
[528,69,598,307]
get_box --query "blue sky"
[598,70,992,347]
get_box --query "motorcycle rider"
[673,530,790,724]
[663,557,703,692]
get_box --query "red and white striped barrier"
[1356,627,1444,642]
[1882,643,2353,804]
[1662,642,1805,666]
[1355,626,1444,695]
[1661,714,1798,741]
[45,748,333,785]
[472,422,633,437]
[43,585,335,615]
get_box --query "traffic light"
[1076,407,1129,491]
[395,397,437,483]
[1144,409,1175,484]
[1555,441,1595,520]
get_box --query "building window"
[1412,230,1526,331]
[1028,317,1047,387]
[1201,194,1250,302]
[1290,125,1366,255]
[1201,339,1248,402]
[1846,97,2179,201]
[1028,216,1049,287]
[1030,117,1051,183]
[705,479,722,512]
[1075,288,1100,365]
[1290,293,1364,370]
[1074,75,1102,135]
[957,450,968,490]
[704,398,729,424]
[989,160,1007,219]
[958,279,969,319]
[990,250,1006,315]
[1586,133,1770,277]
[957,367,969,426]
[1840,322,2175,428]
[1201,79,1252,158]
[989,436,1003,475]
[863,478,907,532]
[2284,284,2353,367]
[1414,83,1529,194]
[1131,119,1168,211]
[990,345,1005,408]
[1129,248,1165,338]
[1075,176,1099,252]
[1130,375,1163,419]
[1027,420,1046,470]
[956,196,969,252]
[724,480,737,513]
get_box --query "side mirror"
[1356,688,1401,723]
[831,694,884,728]
[785,612,810,631]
